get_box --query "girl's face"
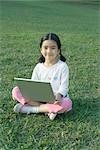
[41,40,60,62]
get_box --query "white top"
[31,60,69,97]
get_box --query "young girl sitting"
[12,33,72,120]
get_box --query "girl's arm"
[57,65,69,98]
[31,64,40,80]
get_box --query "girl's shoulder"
[35,63,43,68]
[34,63,44,71]
[58,60,69,69]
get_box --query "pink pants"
[12,86,72,113]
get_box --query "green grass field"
[0,0,99,149]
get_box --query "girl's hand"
[54,100,59,105]
[54,93,62,105]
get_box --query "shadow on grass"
[58,97,99,123]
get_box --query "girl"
[12,33,72,120]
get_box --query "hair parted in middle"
[39,33,66,63]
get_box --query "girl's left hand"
[54,93,62,105]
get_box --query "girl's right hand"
[54,100,60,105]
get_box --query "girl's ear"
[58,49,60,54]
[41,49,43,56]
[40,48,42,52]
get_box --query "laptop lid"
[14,78,55,103]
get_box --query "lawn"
[0,0,99,149]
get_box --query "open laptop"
[14,77,55,103]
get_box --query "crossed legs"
[12,86,72,119]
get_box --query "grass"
[0,0,99,149]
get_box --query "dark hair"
[39,33,66,63]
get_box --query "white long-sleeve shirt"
[31,60,69,97]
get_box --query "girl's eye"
[52,47,55,49]
[44,46,48,49]
[43,46,56,50]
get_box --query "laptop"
[14,77,55,103]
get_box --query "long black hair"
[39,33,66,63]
